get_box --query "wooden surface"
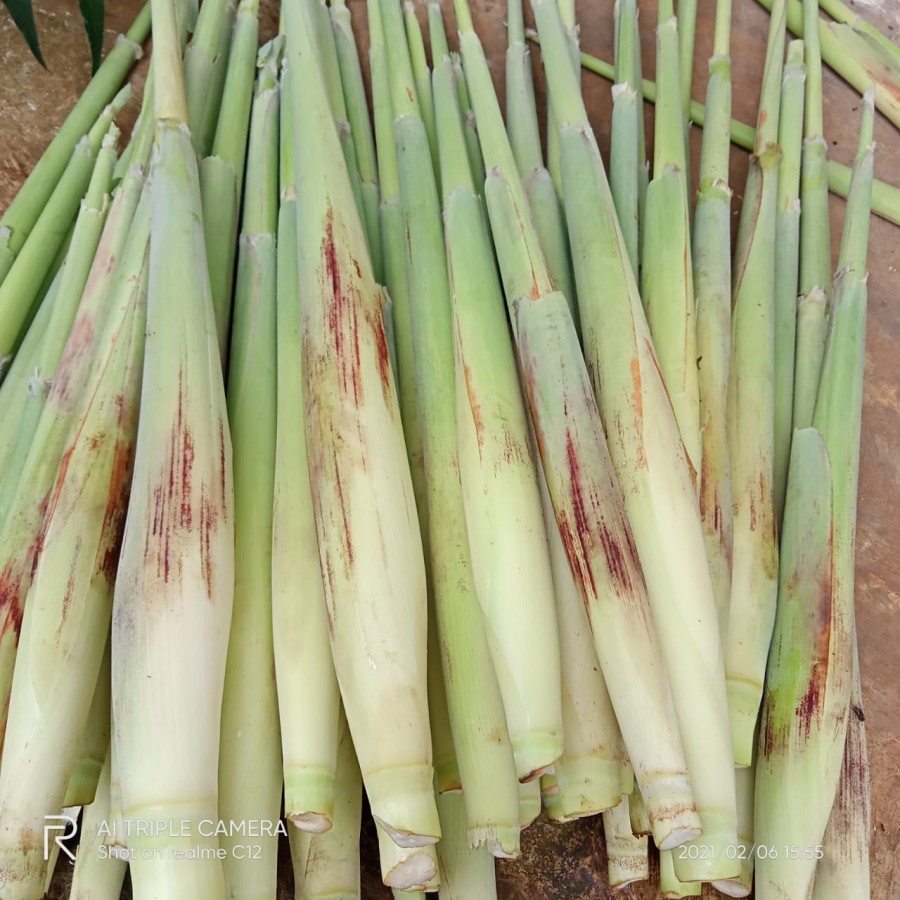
[1,0,898,897]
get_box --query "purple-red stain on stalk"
[322,210,363,406]
[558,429,597,598]
[372,309,393,400]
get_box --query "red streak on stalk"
[372,308,393,400]
[559,429,597,599]
[462,362,485,451]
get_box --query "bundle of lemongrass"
[0,0,884,896]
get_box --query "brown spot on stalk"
[630,357,643,421]
[199,489,218,598]
[372,312,393,400]
[219,419,228,509]
[462,362,485,451]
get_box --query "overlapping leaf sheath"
[379,0,521,854]
[218,45,282,900]
[434,791,498,899]
[285,0,439,847]
[453,0,699,853]
[0,3,150,288]
[528,0,737,880]
[603,797,649,890]
[110,0,234,892]
[272,64,342,834]
[0,182,148,899]
[725,0,786,769]
[693,0,734,637]
[755,90,874,900]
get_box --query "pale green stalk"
[451,54,487,192]
[454,0,700,853]
[378,822,439,890]
[573,41,900,224]
[183,0,238,155]
[0,5,149,286]
[441,43,564,785]
[609,0,644,271]
[678,0,698,141]
[312,0,370,254]
[294,712,362,899]
[0,89,130,366]
[731,763,755,896]
[272,66,342,833]
[331,0,383,282]
[111,0,234,891]
[380,0,520,853]
[285,0,439,846]
[545,0,579,197]
[602,797,649,890]
[773,41,806,524]
[69,751,128,900]
[539,459,623,819]
[811,639,871,900]
[659,849,701,896]
[404,0,440,181]
[628,785,651,835]
[754,0,900,128]
[200,0,263,363]
[505,0,578,319]
[518,778,541,828]
[539,771,563,821]
[819,0,900,67]
[0,188,148,899]
[368,0,458,799]
[693,0,734,639]
[528,0,737,880]
[756,94,874,894]
[641,0,700,474]
[0,126,117,528]
[64,640,112,806]
[436,792,497,899]
[218,54,282,900]
[428,1,449,59]
[793,0,833,432]
[288,827,312,900]
[724,0,786,768]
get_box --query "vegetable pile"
[0,0,889,896]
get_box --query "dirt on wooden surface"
[0,0,897,898]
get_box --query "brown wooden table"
[1,0,897,896]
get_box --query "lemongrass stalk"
[659,849,701,896]
[105,712,125,852]
[693,0,734,639]
[609,0,643,271]
[505,0,578,320]
[451,54,487,193]
[288,826,312,900]
[436,791,498,899]
[0,175,148,757]
[285,0,439,847]
[571,42,900,224]
[200,0,263,363]
[528,0,737,878]
[69,751,128,900]
[0,125,117,527]
[0,89,129,366]
[539,771,563,821]
[761,91,876,899]
[0,4,149,285]
[368,0,459,799]
[111,0,234,891]
[811,639,871,900]
[404,0,440,181]
[641,0,701,474]
[272,67,342,833]
[183,0,238,155]
[436,55,562,788]
[539,453,623,819]
[545,0,579,197]
[754,0,900,128]
[819,0,900,67]
[724,0,787,769]
[378,823,439,890]
[678,0,698,140]
[602,797,649,890]
[518,778,541,828]
[773,41,806,524]
[311,0,370,253]
[331,0,383,283]
[731,763,755,896]
[296,713,363,899]
[218,54,282,900]
[380,7,519,855]
[64,640,112,806]
[0,190,148,899]
[628,786,651,835]
[454,0,700,853]
[428,1,449,58]
[793,0,833,432]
